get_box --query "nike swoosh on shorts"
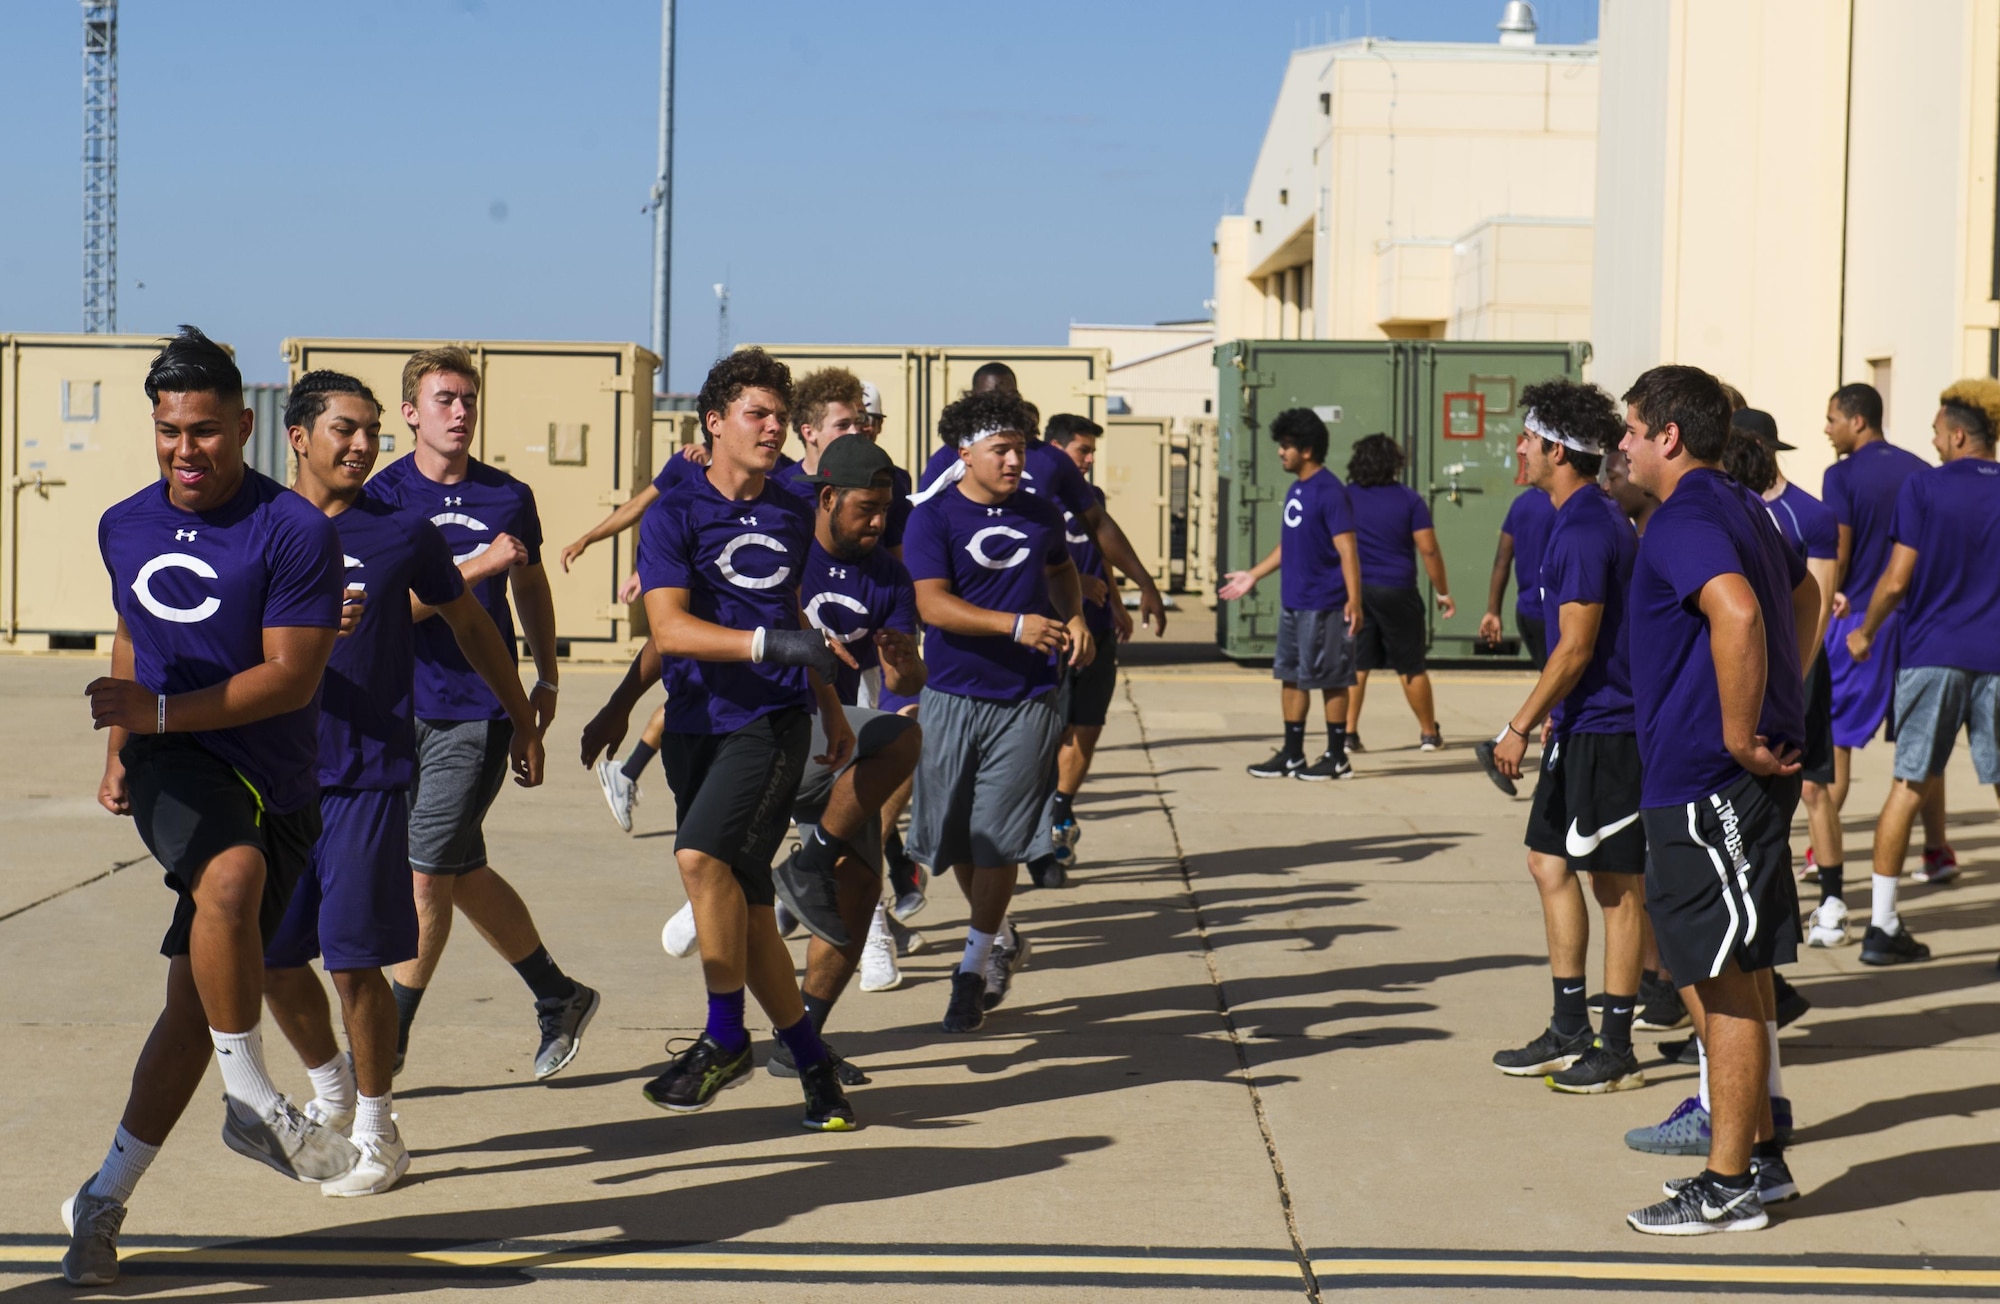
[1567,812,1640,858]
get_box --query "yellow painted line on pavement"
[1314,1256,2000,1290]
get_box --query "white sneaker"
[220,1095,358,1183]
[596,759,638,833]
[321,1128,409,1198]
[661,901,698,958]
[305,1096,355,1138]
[1806,897,1850,948]
[859,904,902,992]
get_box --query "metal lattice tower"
[81,1,118,334]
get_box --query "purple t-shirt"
[1538,484,1636,737]
[368,456,541,722]
[1766,482,1838,562]
[1503,488,1556,616]
[1280,467,1356,612]
[1889,458,2000,674]
[769,459,818,508]
[638,473,816,734]
[99,472,343,815]
[1066,485,1115,638]
[654,452,706,495]
[916,439,1099,523]
[1629,469,1808,807]
[319,492,467,790]
[801,540,918,705]
[903,482,1070,701]
[1822,438,1930,607]
[1347,483,1434,590]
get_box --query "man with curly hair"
[1340,433,1452,751]
[1845,380,2000,966]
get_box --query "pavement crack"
[1123,679,1324,1304]
[0,853,151,924]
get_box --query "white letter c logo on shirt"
[1282,497,1303,529]
[132,552,221,624]
[967,525,1029,570]
[717,533,791,590]
[805,591,871,642]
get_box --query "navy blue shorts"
[265,787,418,972]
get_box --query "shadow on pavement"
[1798,1139,2000,1216]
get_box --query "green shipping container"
[1214,339,1591,663]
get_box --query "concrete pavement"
[1,641,1997,1301]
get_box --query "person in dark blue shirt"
[1341,433,1453,751]
[1482,487,1557,667]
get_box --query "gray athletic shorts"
[408,718,513,875]
[906,686,1064,869]
[1893,665,2000,784]
[792,706,920,874]
[1274,606,1357,691]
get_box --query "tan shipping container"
[283,338,658,658]
[1092,415,1215,597]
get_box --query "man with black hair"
[1846,381,2000,966]
[1483,380,1650,1095]
[632,348,859,1130]
[1219,408,1364,780]
[905,388,1092,1033]
[1481,487,1557,667]
[1617,364,1817,1235]
[1342,432,1452,750]
[64,328,355,1286]
[260,371,546,1196]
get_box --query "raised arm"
[1218,541,1282,602]
[560,484,661,572]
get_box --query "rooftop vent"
[1498,0,1537,46]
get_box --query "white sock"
[88,1126,159,1205]
[354,1093,396,1143]
[210,1025,285,1118]
[1872,873,1901,934]
[961,927,998,978]
[306,1053,355,1118]
[1697,1039,1710,1112]
[1765,1020,1784,1099]
[997,916,1018,949]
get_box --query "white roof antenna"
[1497,0,1538,46]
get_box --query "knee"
[882,724,924,772]
[191,852,265,927]
[330,966,387,1005]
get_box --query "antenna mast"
[713,282,730,361]
[81,1,118,333]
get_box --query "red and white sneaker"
[1797,848,1819,882]
[1913,845,1960,885]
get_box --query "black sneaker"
[1546,1040,1646,1094]
[1247,749,1305,779]
[1635,977,1689,1032]
[1665,1158,1797,1207]
[983,927,1033,1011]
[532,983,599,1080]
[1627,1172,1767,1236]
[1346,733,1365,752]
[1420,731,1444,751]
[1859,924,1931,966]
[642,1034,753,1113]
[798,1056,857,1132]
[1472,739,1518,796]
[1026,853,1067,890]
[1296,748,1352,781]
[1658,1035,1700,1066]
[1772,971,1811,1027]
[772,849,850,948]
[768,1042,870,1086]
[1492,1024,1594,1076]
[941,970,987,1033]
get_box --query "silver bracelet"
[157,693,166,735]
[534,678,559,695]
[1012,614,1026,642]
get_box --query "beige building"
[1213,24,1599,348]
[1591,0,2000,489]
[1066,321,1217,418]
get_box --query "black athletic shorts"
[1524,731,1646,874]
[1642,770,1803,984]
[122,734,319,959]
[1356,584,1428,677]
[1067,635,1119,728]
[1800,651,1836,786]
[1517,609,1549,669]
[662,707,811,908]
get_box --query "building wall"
[1068,323,1218,420]
[1450,219,1593,342]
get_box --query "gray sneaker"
[772,848,850,947]
[59,1178,125,1286]
[534,983,600,1080]
[220,1095,359,1183]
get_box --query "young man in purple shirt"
[905,388,1092,1034]
[1483,380,1652,1096]
[1219,408,1365,781]
[1481,487,1557,667]
[62,329,355,1287]
[1341,433,1453,751]
[366,348,595,1083]
[634,349,859,1129]
[1845,380,2000,966]
[259,372,547,1197]
[1617,365,1818,1235]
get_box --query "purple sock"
[774,1014,827,1070]
[705,988,748,1055]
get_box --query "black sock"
[885,825,906,862]
[1600,993,1637,1054]
[621,740,657,782]
[1753,1137,1786,1161]
[1282,721,1306,760]
[1552,976,1590,1037]
[391,980,425,1041]
[1819,863,1845,904]
[1641,967,1659,988]
[1326,723,1347,758]
[797,825,843,878]
[512,945,576,1003]
[1052,791,1075,823]
[802,993,834,1035]
[1702,1168,1753,1190]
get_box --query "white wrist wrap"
[751,626,768,663]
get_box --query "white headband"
[905,427,1026,506]
[958,425,1019,448]
[1524,410,1596,454]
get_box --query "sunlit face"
[1061,433,1097,476]
[822,482,893,560]
[960,431,1026,496]
[1276,440,1310,475]
[860,409,885,444]
[706,387,788,473]
[154,390,250,512]
[404,370,478,460]
[292,393,382,498]
[1517,429,1560,491]
[803,400,864,457]
[1601,446,1654,518]
[1619,402,1673,497]
[1824,399,1865,455]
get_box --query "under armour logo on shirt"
[174,528,198,541]
[738,514,760,526]
[986,507,1004,516]
[444,496,464,507]
[827,565,849,579]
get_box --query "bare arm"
[1831,524,1853,617]
[1081,502,1166,635]
[1048,557,1094,669]
[88,623,337,737]
[561,484,661,572]
[1333,531,1364,635]
[1218,541,1282,601]
[645,586,756,661]
[96,621,136,814]
[1805,556,1838,655]
[1790,569,1822,682]
[1490,601,1600,779]
[1848,543,1916,662]
[912,576,1070,657]
[510,562,560,731]
[578,640,664,768]
[1415,526,1454,618]
[413,533,527,621]
[1481,532,1515,644]
[1700,572,1798,776]
[437,589,545,785]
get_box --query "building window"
[1868,357,1893,420]
[1279,189,1289,205]
[1319,92,1330,114]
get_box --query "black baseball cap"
[800,435,895,488]
[1731,408,1795,451]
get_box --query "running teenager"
[1218,408,1364,780]
[1485,381,1650,1094]
[62,329,355,1286]
[1846,381,2000,965]
[1341,433,1452,751]
[257,371,548,1197]
[1618,365,1816,1235]
[367,348,595,1081]
[632,349,858,1129]
[904,388,1092,1033]
[1481,486,1557,668]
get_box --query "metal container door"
[928,348,1109,464]
[747,346,923,478]
[283,342,420,472]
[1093,415,1173,590]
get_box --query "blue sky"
[0,1,1596,389]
